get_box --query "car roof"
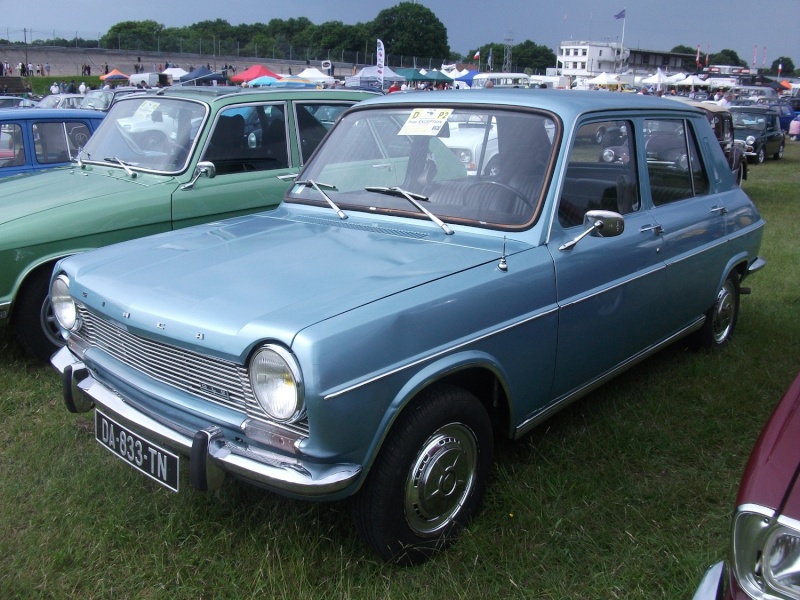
[352,88,709,121]
[0,107,106,119]
[730,105,778,114]
[116,86,380,107]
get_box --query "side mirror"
[559,210,624,251]
[180,161,217,190]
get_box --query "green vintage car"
[0,85,377,361]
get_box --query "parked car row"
[0,86,378,361]
[44,90,766,565]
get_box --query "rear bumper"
[52,345,361,498]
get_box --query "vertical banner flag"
[376,39,385,88]
[762,46,767,67]
[752,45,757,67]
[487,48,492,71]
[696,45,701,67]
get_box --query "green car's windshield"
[79,96,207,173]
[287,106,557,230]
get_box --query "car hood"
[63,206,525,359]
[737,373,800,521]
[0,164,175,227]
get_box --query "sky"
[4,0,798,71]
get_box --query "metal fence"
[3,27,455,70]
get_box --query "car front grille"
[76,306,309,436]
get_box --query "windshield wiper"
[295,179,346,219]
[104,157,137,178]
[365,186,453,235]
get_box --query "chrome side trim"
[324,306,559,400]
[513,316,705,438]
[559,264,665,309]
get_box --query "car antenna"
[498,237,508,272]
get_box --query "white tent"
[162,67,188,79]
[297,67,334,85]
[351,65,405,82]
[587,72,621,86]
[675,74,710,87]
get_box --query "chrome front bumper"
[52,346,361,498]
[692,561,726,600]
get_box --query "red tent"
[230,64,282,83]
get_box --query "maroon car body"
[693,373,800,600]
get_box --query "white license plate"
[95,409,180,492]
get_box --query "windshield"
[732,110,768,131]
[287,106,557,229]
[79,96,207,173]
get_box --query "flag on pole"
[473,50,480,60]
[778,63,783,76]
[376,39,385,89]
[696,45,701,67]
[487,48,492,70]
[752,45,757,67]
[614,9,626,19]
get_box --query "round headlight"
[50,274,78,331]
[248,344,304,422]
[457,149,471,163]
[746,135,756,145]
[601,148,616,163]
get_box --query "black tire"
[735,163,745,186]
[694,272,740,351]
[594,126,606,144]
[756,146,766,164]
[352,384,493,565]
[483,156,500,178]
[773,143,784,160]
[11,267,64,363]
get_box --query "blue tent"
[456,70,479,85]
[179,66,228,85]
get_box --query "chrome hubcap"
[712,281,735,344]
[404,423,478,535]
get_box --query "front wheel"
[756,146,766,164]
[694,272,740,350]
[352,385,493,565]
[773,143,784,160]
[12,267,65,362]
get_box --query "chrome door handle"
[710,205,727,215]
[640,224,664,235]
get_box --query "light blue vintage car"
[51,90,766,564]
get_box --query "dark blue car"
[0,108,105,178]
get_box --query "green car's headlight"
[733,508,800,599]
[50,274,79,331]
[746,135,756,146]
[248,344,304,422]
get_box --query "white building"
[558,40,629,79]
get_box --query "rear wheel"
[694,272,740,351]
[773,143,784,160]
[12,268,65,363]
[352,384,493,565]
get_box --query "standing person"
[45,62,50,76]
[717,93,732,109]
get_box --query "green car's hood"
[0,164,176,227]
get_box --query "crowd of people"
[0,61,51,77]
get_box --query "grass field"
[1,142,798,598]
